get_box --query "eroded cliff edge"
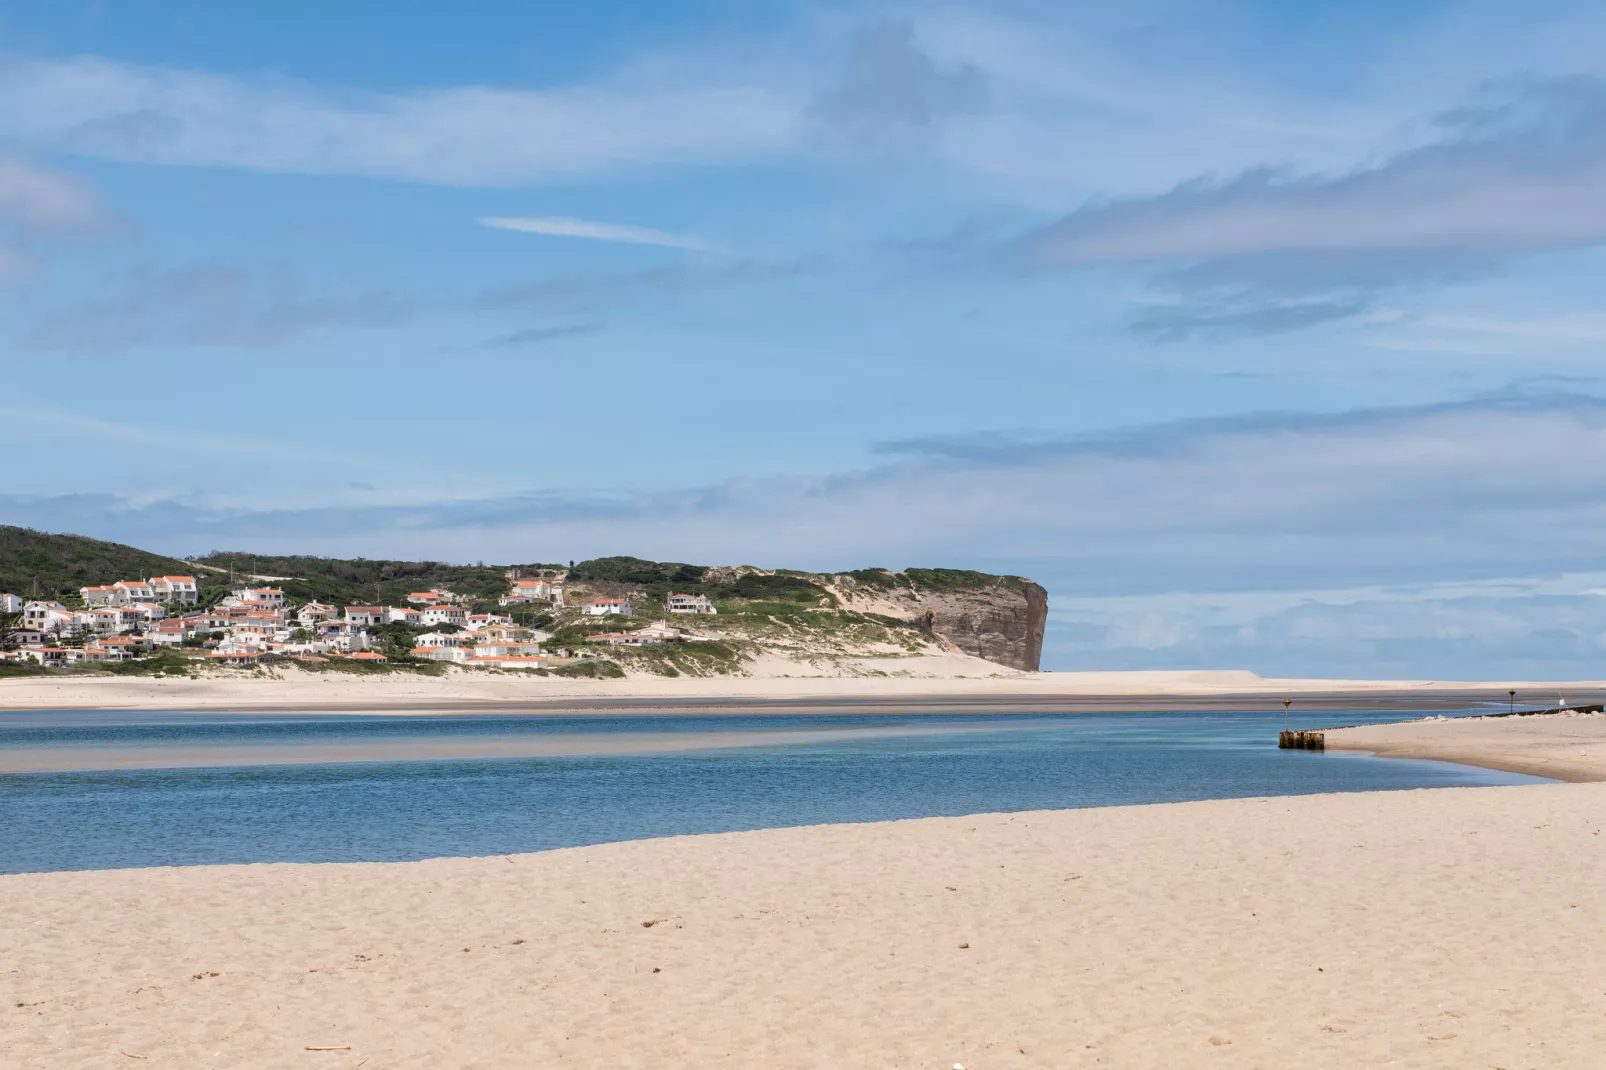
[827,569,1049,671]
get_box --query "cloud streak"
[0,56,795,185]
[23,264,408,351]
[480,216,706,250]
[1016,76,1606,338]
[476,323,603,349]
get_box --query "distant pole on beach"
[1509,690,1516,715]
[1283,697,1292,732]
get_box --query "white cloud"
[0,56,797,185]
[480,216,706,250]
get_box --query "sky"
[7,0,1606,678]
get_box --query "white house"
[387,606,424,625]
[146,619,192,647]
[469,654,551,670]
[344,606,386,627]
[0,593,25,613]
[582,598,632,617]
[414,631,464,649]
[24,601,75,635]
[409,645,473,664]
[666,593,717,615]
[232,587,286,608]
[634,620,683,642]
[74,608,124,635]
[500,577,565,607]
[18,646,70,668]
[80,585,121,606]
[112,580,156,603]
[587,631,662,646]
[126,602,167,624]
[471,639,544,658]
[297,602,337,627]
[420,604,467,627]
[148,576,199,603]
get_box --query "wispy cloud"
[1015,75,1606,338]
[23,264,408,351]
[0,56,795,186]
[476,323,603,349]
[0,153,114,283]
[480,216,707,250]
[0,154,109,230]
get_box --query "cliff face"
[911,580,1048,672]
[828,570,1049,672]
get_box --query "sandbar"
[1327,710,1606,782]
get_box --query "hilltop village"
[0,571,718,673]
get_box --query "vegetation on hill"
[188,552,563,610]
[0,526,193,601]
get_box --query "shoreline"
[8,783,1605,1067]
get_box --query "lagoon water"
[0,708,1545,874]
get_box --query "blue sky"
[8,0,1606,677]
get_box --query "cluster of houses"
[1,572,722,670]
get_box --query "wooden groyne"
[1487,704,1603,719]
[1278,730,1325,750]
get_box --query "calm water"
[0,708,1546,874]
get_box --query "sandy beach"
[1328,709,1606,782]
[5,664,1604,714]
[3,781,1603,1068]
[9,704,1606,1067]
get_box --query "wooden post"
[1278,730,1325,750]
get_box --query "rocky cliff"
[826,569,1048,672]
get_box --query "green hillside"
[188,551,565,610]
[0,526,195,602]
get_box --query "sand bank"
[5,664,1603,713]
[1327,710,1606,782]
[6,784,1605,1068]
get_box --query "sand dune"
[7,783,1606,1068]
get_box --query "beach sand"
[6,782,1606,1069]
[5,663,1604,713]
[1328,709,1606,782]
